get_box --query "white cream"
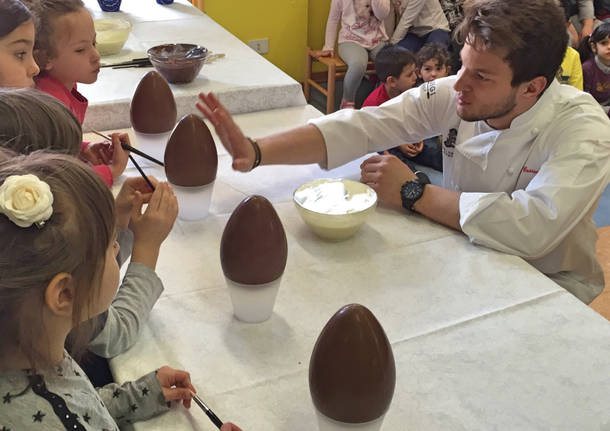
[294,180,375,215]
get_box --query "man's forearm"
[258,124,328,167]
[412,185,463,231]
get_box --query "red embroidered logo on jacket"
[522,166,539,174]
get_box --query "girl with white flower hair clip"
[0,88,182,390]
[0,152,199,430]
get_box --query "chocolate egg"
[130,71,177,133]
[220,195,287,285]
[309,304,395,423]
[164,114,217,186]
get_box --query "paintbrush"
[89,130,155,191]
[90,129,164,166]
[189,390,223,429]
[101,57,152,68]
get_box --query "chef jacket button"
[531,128,539,135]
[507,167,515,175]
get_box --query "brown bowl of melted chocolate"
[147,43,207,84]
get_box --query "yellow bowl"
[293,178,377,241]
[95,18,131,56]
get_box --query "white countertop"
[80,0,306,131]
[89,105,610,430]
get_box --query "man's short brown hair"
[455,0,568,90]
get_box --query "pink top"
[323,0,391,51]
[36,73,113,186]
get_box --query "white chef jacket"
[310,76,610,303]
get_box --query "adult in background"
[388,0,450,53]
[197,0,610,304]
[563,0,595,46]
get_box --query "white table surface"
[88,105,610,430]
[80,0,306,131]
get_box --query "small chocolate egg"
[130,71,177,133]
[220,195,287,284]
[164,114,217,186]
[309,304,395,423]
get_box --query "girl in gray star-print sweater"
[0,152,194,430]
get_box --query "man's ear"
[446,65,451,75]
[522,76,547,100]
[44,273,74,317]
[386,76,396,88]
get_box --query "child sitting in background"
[319,0,391,109]
[402,42,450,172]
[362,44,429,171]
[557,45,584,89]
[365,43,448,172]
[22,0,128,186]
[0,152,192,429]
[362,44,417,107]
[580,22,610,117]
[417,42,451,85]
[558,0,584,89]
[0,87,177,386]
[0,0,39,87]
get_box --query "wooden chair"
[590,226,610,320]
[304,47,376,114]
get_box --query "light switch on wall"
[248,38,269,55]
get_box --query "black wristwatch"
[400,171,430,212]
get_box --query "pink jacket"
[36,74,113,186]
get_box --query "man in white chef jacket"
[197,0,610,304]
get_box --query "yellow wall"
[308,0,332,73]
[308,0,331,51]
[203,1,309,82]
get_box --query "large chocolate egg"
[164,114,217,186]
[130,71,177,133]
[309,304,395,423]
[220,195,287,285]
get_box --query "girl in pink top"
[320,0,391,109]
[22,0,129,186]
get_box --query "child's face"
[45,8,100,87]
[0,20,39,88]
[92,238,120,318]
[592,36,610,64]
[392,63,418,94]
[420,58,449,82]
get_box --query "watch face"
[404,182,422,199]
[401,180,425,211]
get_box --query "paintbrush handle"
[191,393,223,429]
[129,155,155,191]
[121,143,165,166]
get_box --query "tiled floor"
[308,80,610,228]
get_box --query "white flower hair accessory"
[0,174,54,228]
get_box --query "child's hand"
[399,142,424,158]
[108,133,130,179]
[156,366,196,409]
[114,176,158,230]
[80,141,112,165]
[130,182,178,268]
[316,50,334,58]
[221,423,243,431]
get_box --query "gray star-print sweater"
[0,352,169,430]
[83,229,164,359]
